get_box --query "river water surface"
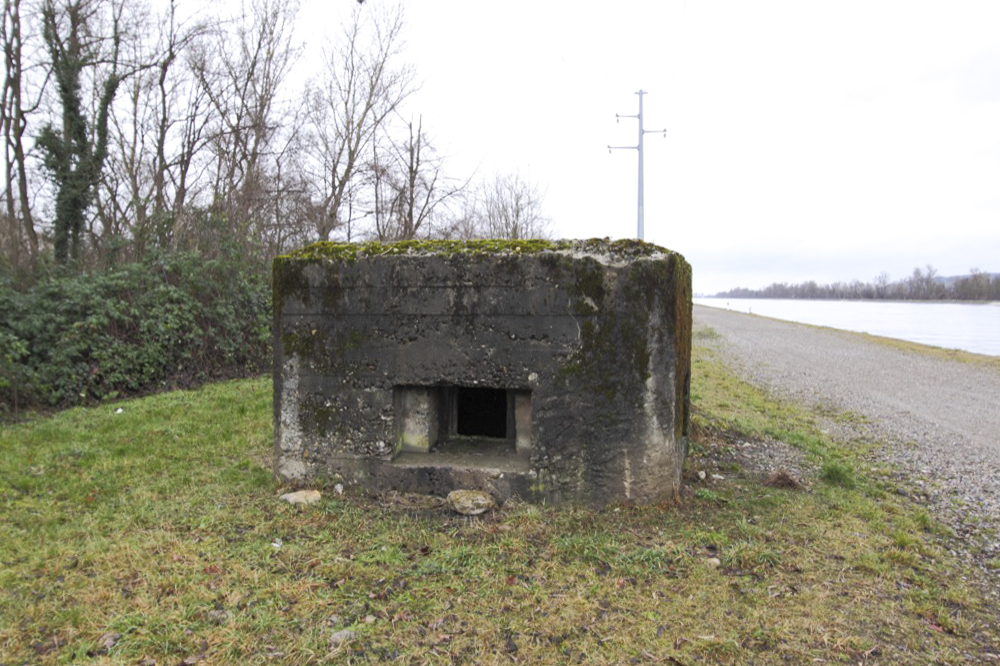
[693,298,1000,357]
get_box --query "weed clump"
[763,469,804,489]
[820,460,856,488]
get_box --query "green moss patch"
[277,238,678,263]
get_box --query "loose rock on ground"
[446,489,496,515]
[279,489,322,506]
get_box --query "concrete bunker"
[273,239,692,507]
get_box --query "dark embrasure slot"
[455,386,508,439]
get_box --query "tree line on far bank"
[715,265,1000,301]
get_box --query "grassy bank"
[1,331,997,664]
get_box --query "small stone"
[711,474,724,481]
[279,490,321,506]
[446,489,496,515]
[697,470,706,480]
[334,483,344,495]
[206,609,232,625]
[329,629,357,645]
[98,632,121,650]
[706,557,722,568]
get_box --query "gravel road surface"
[694,304,1000,567]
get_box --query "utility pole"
[608,90,666,241]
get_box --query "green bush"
[0,251,270,411]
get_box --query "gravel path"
[694,304,1000,568]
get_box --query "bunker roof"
[279,238,677,264]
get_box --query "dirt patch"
[687,423,817,491]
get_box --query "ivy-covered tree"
[36,0,122,264]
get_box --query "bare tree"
[468,171,551,240]
[190,0,301,254]
[873,271,891,299]
[98,0,213,255]
[370,116,464,241]
[1,0,43,268]
[302,2,413,241]
[254,102,316,255]
[906,264,944,300]
[3,0,453,269]
[955,267,991,301]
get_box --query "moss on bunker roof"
[280,238,676,262]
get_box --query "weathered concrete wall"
[273,239,691,507]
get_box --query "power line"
[608,90,666,241]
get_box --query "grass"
[1,336,998,664]
[856,330,1000,371]
[819,460,857,488]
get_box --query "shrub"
[0,251,271,412]
[0,283,32,415]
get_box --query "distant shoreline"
[695,296,1000,306]
[691,298,1000,357]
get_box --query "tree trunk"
[1,0,39,267]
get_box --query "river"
[693,297,1000,357]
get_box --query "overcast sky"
[298,1,1000,294]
